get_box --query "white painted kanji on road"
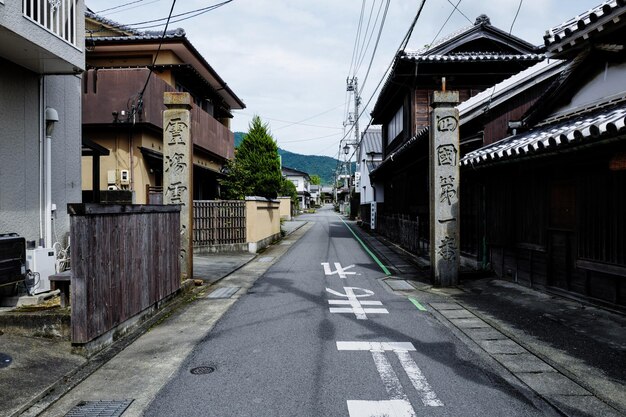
[337,341,443,417]
[321,262,357,279]
[326,287,388,320]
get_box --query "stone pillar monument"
[429,88,460,286]
[163,92,193,281]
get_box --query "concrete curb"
[349,222,624,417]
[16,223,311,417]
[15,280,201,417]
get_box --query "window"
[386,106,403,144]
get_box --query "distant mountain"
[234,132,354,185]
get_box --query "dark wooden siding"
[479,144,626,307]
[69,204,181,344]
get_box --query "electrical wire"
[359,0,390,94]
[99,0,162,16]
[272,103,346,132]
[508,0,524,34]
[427,0,462,51]
[136,0,177,106]
[125,0,233,28]
[354,0,379,75]
[95,0,147,14]
[446,0,472,24]
[347,0,367,80]
[339,0,426,154]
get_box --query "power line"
[446,0,472,24]
[125,0,233,27]
[508,0,524,34]
[427,0,462,51]
[354,0,379,75]
[99,0,162,16]
[236,112,343,130]
[273,103,346,132]
[347,0,367,80]
[96,0,147,14]
[359,0,390,94]
[134,0,177,113]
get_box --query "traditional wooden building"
[370,15,542,258]
[461,0,626,308]
[82,11,245,204]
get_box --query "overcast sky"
[86,0,602,157]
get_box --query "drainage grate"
[207,287,240,299]
[190,366,215,375]
[384,279,416,291]
[65,400,133,417]
[0,353,12,368]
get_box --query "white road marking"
[321,262,357,279]
[396,350,444,407]
[337,341,444,410]
[372,351,409,401]
[326,287,389,320]
[336,341,415,352]
[347,400,416,417]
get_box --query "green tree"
[221,116,282,199]
[280,178,299,208]
[310,174,321,185]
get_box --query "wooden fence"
[69,204,180,344]
[193,200,246,246]
[377,212,428,256]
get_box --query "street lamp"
[343,144,350,155]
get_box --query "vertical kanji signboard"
[429,90,460,286]
[163,92,193,281]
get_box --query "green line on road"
[409,297,427,311]
[337,216,391,276]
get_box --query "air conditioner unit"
[120,169,130,185]
[26,248,55,294]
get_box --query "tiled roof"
[457,59,565,124]
[371,128,429,176]
[402,52,544,62]
[86,10,185,40]
[461,102,626,167]
[359,127,382,157]
[543,0,626,54]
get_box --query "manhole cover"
[190,366,215,375]
[0,353,12,368]
[65,399,133,417]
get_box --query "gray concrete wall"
[0,0,84,70]
[0,58,82,245]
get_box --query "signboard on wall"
[370,201,377,230]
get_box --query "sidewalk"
[0,220,307,417]
[350,220,626,417]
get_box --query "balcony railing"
[23,0,78,47]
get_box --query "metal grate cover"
[65,400,133,417]
[207,287,240,299]
[384,279,416,291]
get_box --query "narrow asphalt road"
[145,206,559,417]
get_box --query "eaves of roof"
[461,101,626,168]
[89,35,245,110]
[543,0,626,56]
[401,53,544,63]
[370,127,429,178]
[458,59,565,125]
